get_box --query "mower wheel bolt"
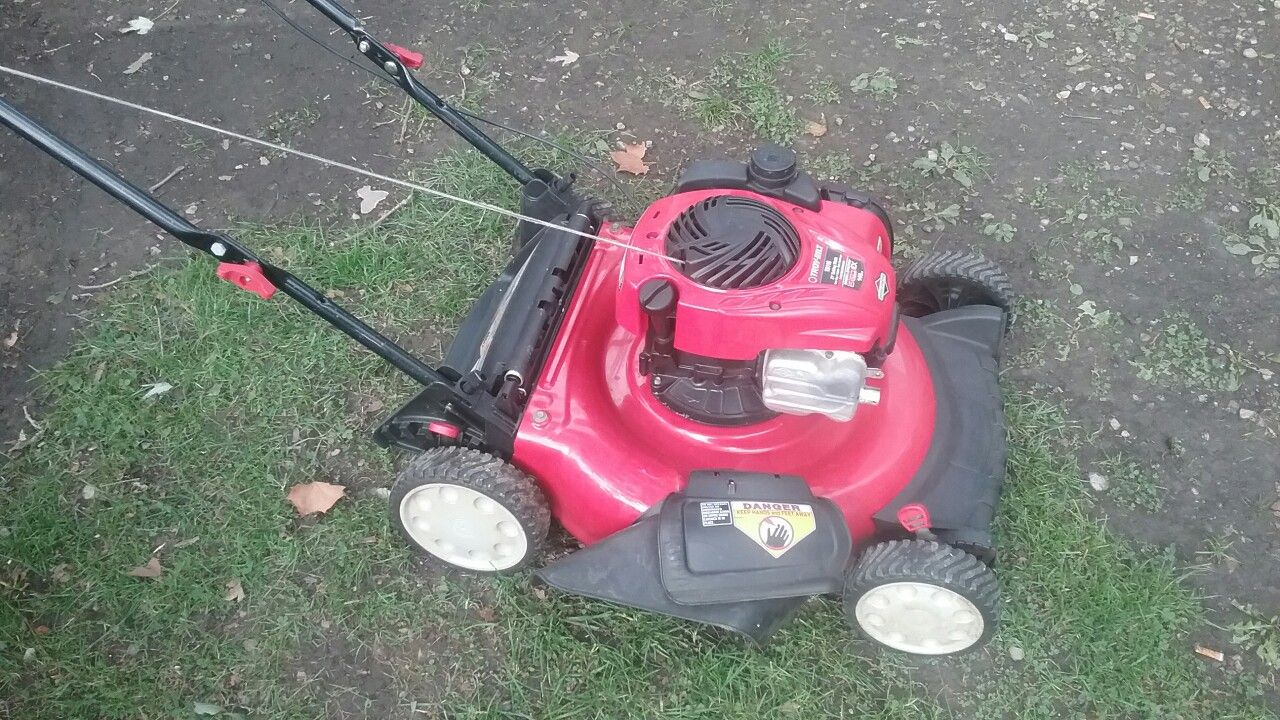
[358,40,371,53]
[210,242,226,257]
[383,60,399,74]
[532,410,549,424]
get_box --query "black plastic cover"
[674,145,822,211]
[873,307,1006,552]
[658,471,852,605]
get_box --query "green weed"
[849,68,898,100]
[1097,455,1164,511]
[1133,312,1248,392]
[912,142,984,190]
[1223,198,1280,275]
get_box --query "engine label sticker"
[699,501,733,527]
[808,245,864,289]
[730,501,817,558]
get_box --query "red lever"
[385,43,424,70]
[216,261,276,300]
[896,503,931,533]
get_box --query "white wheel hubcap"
[399,483,528,571]
[854,581,984,654]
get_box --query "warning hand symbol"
[763,520,791,550]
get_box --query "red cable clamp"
[896,503,931,533]
[216,261,276,300]
[385,43,424,70]
[426,421,461,439]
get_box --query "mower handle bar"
[0,95,448,389]
[301,0,539,187]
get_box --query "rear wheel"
[897,250,1013,318]
[844,540,1000,655]
[389,447,550,573]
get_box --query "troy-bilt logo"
[875,272,890,301]
[807,243,825,283]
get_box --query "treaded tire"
[389,447,550,574]
[897,250,1014,319]
[844,540,1000,655]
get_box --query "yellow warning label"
[730,501,816,558]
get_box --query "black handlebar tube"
[302,0,538,186]
[0,96,448,388]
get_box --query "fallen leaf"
[123,52,153,75]
[127,557,163,579]
[805,118,828,137]
[192,701,223,716]
[3,321,18,348]
[140,381,174,400]
[120,17,154,35]
[1194,645,1224,662]
[34,625,50,635]
[610,143,650,175]
[287,481,345,516]
[356,185,389,215]
[225,578,245,603]
[547,49,579,66]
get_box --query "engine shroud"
[616,188,897,362]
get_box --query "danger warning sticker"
[730,501,817,558]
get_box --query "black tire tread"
[844,539,1001,654]
[898,250,1014,313]
[389,446,550,573]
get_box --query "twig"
[155,0,184,21]
[374,193,412,226]
[23,406,42,432]
[396,97,412,145]
[1061,113,1103,121]
[77,263,158,290]
[148,164,187,192]
[40,43,72,56]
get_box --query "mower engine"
[616,147,897,425]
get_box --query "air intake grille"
[665,195,801,289]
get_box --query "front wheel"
[389,447,550,573]
[843,540,1000,655]
[897,250,1013,318]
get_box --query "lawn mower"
[0,0,1014,655]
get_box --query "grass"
[1,148,1275,719]
[685,40,801,143]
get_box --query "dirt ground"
[2,0,1278,713]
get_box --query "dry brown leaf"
[805,118,828,137]
[610,143,650,175]
[127,557,163,579]
[287,481,346,516]
[225,578,245,603]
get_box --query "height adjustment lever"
[217,261,277,300]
